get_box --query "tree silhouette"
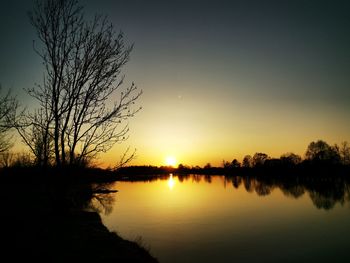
[0,87,17,153]
[17,109,54,166]
[18,0,141,167]
[305,140,340,165]
[242,155,252,168]
[252,152,269,167]
[230,159,241,168]
[204,163,212,169]
[280,152,302,166]
[338,141,350,165]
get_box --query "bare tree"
[20,0,141,167]
[114,146,136,170]
[338,141,350,165]
[0,86,18,153]
[17,108,54,166]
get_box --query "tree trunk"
[54,117,61,167]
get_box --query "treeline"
[221,139,350,170]
[115,140,350,178]
[179,139,350,174]
[115,165,223,178]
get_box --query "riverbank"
[0,172,158,262]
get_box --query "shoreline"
[0,174,158,262]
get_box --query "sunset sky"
[1,0,350,167]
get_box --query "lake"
[99,174,350,262]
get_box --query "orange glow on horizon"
[165,156,177,167]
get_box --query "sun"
[165,156,177,167]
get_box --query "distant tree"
[252,152,269,167]
[338,141,350,165]
[231,159,241,168]
[222,161,229,169]
[280,152,302,166]
[204,163,212,169]
[178,163,184,169]
[0,87,18,153]
[18,0,141,167]
[242,155,252,168]
[264,158,282,168]
[223,159,241,169]
[305,140,340,164]
[177,163,190,171]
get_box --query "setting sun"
[165,156,177,167]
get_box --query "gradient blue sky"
[1,0,350,166]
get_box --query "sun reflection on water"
[167,173,175,190]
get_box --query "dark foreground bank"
[0,171,158,262]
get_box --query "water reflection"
[224,175,350,210]
[167,174,175,190]
[100,174,350,263]
[159,173,350,210]
[95,173,350,217]
[88,182,117,215]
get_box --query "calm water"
[99,175,350,262]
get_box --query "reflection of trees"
[204,175,212,183]
[88,183,117,215]
[306,180,346,210]
[229,174,350,210]
[243,177,255,192]
[178,176,185,182]
[345,183,350,203]
[280,185,305,199]
[192,175,202,183]
[89,193,116,215]
[231,176,242,189]
[254,182,272,196]
[178,174,190,182]
[139,174,350,211]
[308,191,338,210]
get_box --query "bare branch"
[114,146,137,171]
[21,0,141,168]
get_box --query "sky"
[1,0,350,167]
